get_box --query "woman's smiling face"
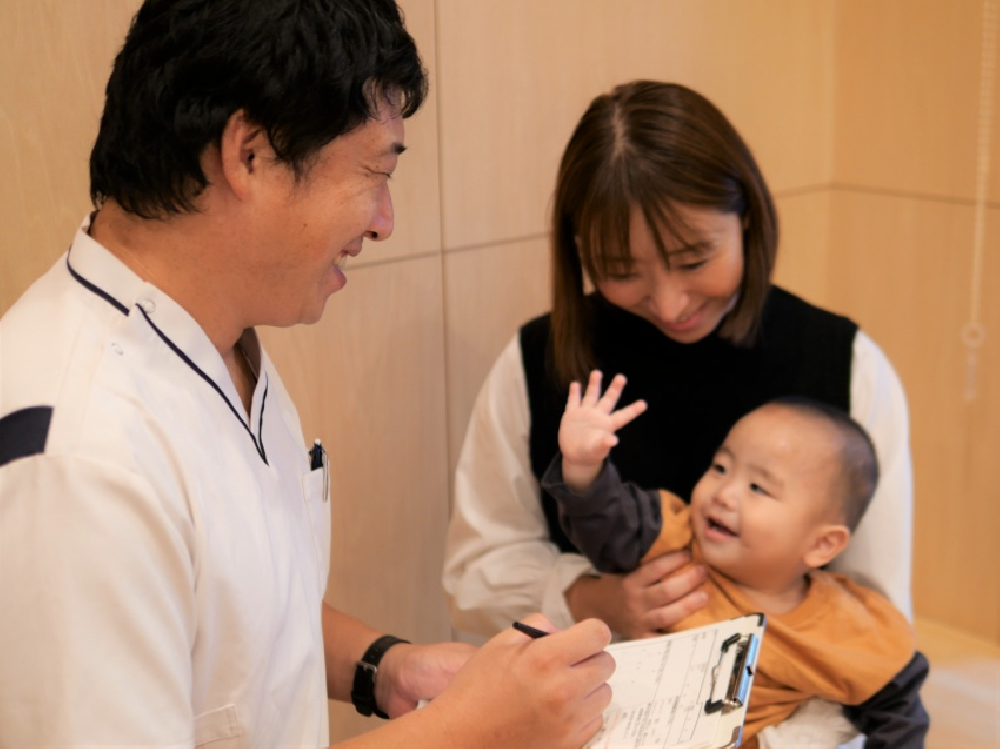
[595,204,744,344]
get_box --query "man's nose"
[367,184,394,242]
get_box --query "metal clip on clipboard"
[703,631,760,714]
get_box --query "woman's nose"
[649,269,689,323]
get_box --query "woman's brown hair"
[549,80,778,387]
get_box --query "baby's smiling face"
[689,404,845,596]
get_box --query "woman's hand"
[565,549,709,639]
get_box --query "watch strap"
[351,634,410,719]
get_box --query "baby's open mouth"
[707,517,737,537]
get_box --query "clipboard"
[586,613,766,749]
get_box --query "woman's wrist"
[565,572,606,624]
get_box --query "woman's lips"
[660,305,704,333]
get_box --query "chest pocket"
[302,466,332,590]
[194,704,242,748]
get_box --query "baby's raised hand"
[559,371,647,490]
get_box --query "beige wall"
[1,0,996,744]
[829,0,1000,637]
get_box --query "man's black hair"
[90,0,428,219]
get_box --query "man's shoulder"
[1,258,88,411]
[1,258,146,468]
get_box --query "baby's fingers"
[610,398,647,430]
[582,370,604,406]
[566,380,583,410]
[597,373,629,411]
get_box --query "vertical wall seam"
[430,0,460,643]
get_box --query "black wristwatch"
[350,634,410,719]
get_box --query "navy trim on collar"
[66,252,129,316]
[136,306,269,465]
[62,244,268,465]
[0,406,53,468]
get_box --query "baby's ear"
[803,524,850,569]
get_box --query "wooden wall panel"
[260,257,451,642]
[834,0,998,203]
[352,0,441,267]
[435,0,835,250]
[772,190,834,307]
[831,0,999,643]
[0,0,140,314]
[443,238,550,474]
[259,256,451,745]
[826,192,1000,641]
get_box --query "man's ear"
[804,524,850,569]
[216,109,269,200]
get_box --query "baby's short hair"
[767,397,879,532]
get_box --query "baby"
[542,371,929,748]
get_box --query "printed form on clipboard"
[587,613,766,749]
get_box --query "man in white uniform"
[0,1,614,746]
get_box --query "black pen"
[309,439,330,503]
[511,621,551,639]
[309,439,324,471]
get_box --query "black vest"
[520,286,857,554]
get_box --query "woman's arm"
[443,336,708,641]
[832,331,914,618]
[443,336,593,636]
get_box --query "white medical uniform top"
[0,219,331,747]
[443,329,915,641]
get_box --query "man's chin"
[301,302,330,326]
[269,301,329,329]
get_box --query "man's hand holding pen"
[427,613,615,748]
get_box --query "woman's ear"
[804,524,851,569]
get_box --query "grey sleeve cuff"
[541,453,663,573]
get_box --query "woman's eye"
[677,259,708,272]
[604,270,637,281]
